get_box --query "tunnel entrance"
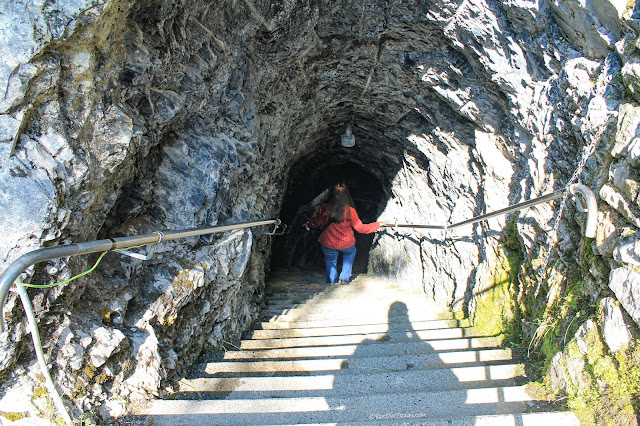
[271,157,387,278]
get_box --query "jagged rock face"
[0,0,638,419]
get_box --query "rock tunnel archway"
[272,152,387,275]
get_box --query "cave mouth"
[271,155,387,278]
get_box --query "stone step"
[144,410,580,426]
[260,308,453,327]
[265,284,433,303]
[250,318,462,337]
[263,289,416,301]
[254,312,453,329]
[265,283,334,294]
[262,299,445,313]
[265,279,424,292]
[176,363,525,399]
[239,327,475,350]
[263,300,442,314]
[140,272,582,425]
[203,348,515,375]
[254,316,459,331]
[281,412,582,425]
[265,277,416,294]
[261,307,449,323]
[266,279,336,287]
[267,273,322,280]
[265,278,391,287]
[265,281,435,293]
[267,274,384,282]
[222,335,504,360]
[143,385,540,424]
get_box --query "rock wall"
[535,18,640,422]
[0,0,638,422]
[0,0,291,416]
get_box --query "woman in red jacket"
[304,183,385,284]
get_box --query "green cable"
[16,251,109,288]
[16,244,148,289]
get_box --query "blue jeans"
[320,244,357,283]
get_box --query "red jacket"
[307,205,381,249]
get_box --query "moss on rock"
[468,216,524,344]
[563,327,638,425]
[469,209,640,424]
[0,411,28,422]
[531,304,640,424]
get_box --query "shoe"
[339,279,348,285]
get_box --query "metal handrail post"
[17,285,72,424]
[569,183,598,238]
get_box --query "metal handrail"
[381,183,597,238]
[0,218,280,424]
[0,219,280,331]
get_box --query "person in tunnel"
[303,183,385,284]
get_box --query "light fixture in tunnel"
[341,123,355,147]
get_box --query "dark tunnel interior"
[271,149,387,278]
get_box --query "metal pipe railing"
[17,285,73,424]
[381,184,597,237]
[0,218,280,424]
[0,219,280,333]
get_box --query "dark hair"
[326,183,354,223]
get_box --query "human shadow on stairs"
[164,300,537,424]
[326,301,530,423]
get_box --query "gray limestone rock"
[88,327,126,368]
[613,103,640,158]
[613,233,640,266]
[547,0,625,59]
[565,355,590,390]
[122,326,161,400]
[0,114,20,150]
[548,352,568,393]
[622,58,640,103]
[501,0,550,35]
[548,320,597,395]
[600,297,631,352]
[594,209,623,256]
[57,343,85,371]
[0,153,58,266]
[574,319,597,355]
[609,266,640,327]
[0,376,37,414]
[600,184,640,228]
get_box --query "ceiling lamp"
[341,124,355,147]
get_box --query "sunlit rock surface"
[0,0,639,421]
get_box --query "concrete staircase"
[143,270,579,425]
